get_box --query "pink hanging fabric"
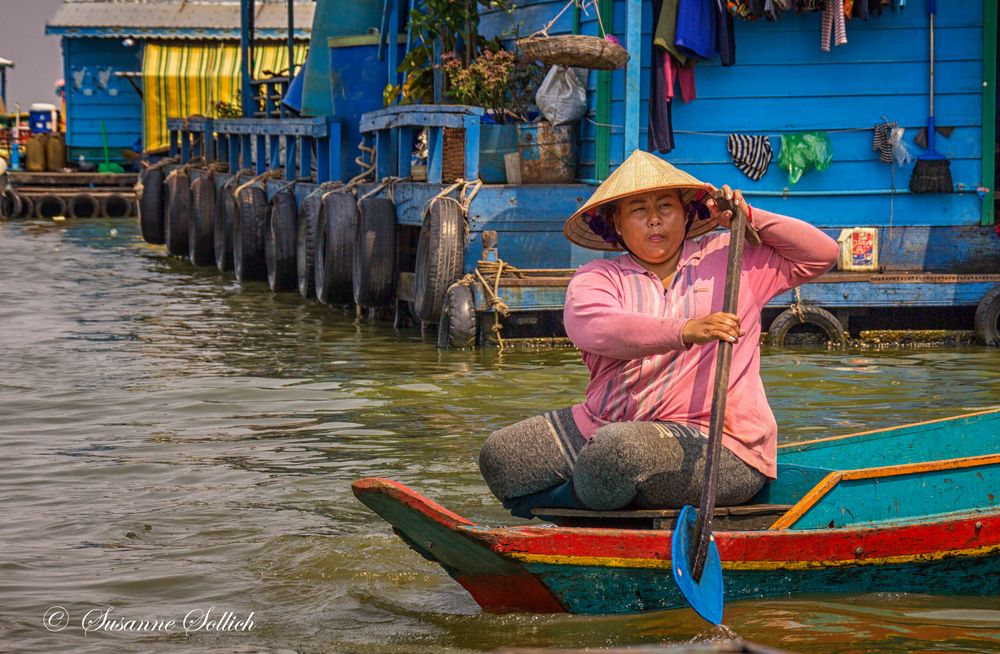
[820,0,848,51]
[664,54,697,103]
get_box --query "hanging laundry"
[649,0,675,153]
[654,0,690,67]
[717,3,736,65]
[727,0,757,20]
[664,55,697,102]
[872,122,896,164]
[728,134,773,181]
[675,0,717,61]
[821,0,848,51]
[763,0,783,20]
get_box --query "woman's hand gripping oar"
[671,191,749,625]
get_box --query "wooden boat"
[353,408,1000,615]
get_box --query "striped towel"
[727,134,773,181]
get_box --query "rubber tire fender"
[233,183,268,282]
[68,193,100,219]
[102,193,132,218]
[164,170,191,257]
[352,197,397,307]
[18,194,34,219]
[415,198,466,323]
[138,166,166,244]
[315,191,358,305]
[767,305,846,347]
[0,188,22,219]
[215,183,237,272]
[188,174,217,266]
[35,194,67,219]
[265,189,298,292]
[437,283,477,349]
[974,284,1000,345]
[296,188,324,298]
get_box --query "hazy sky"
[0,0,66,108]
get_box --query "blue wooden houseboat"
[148,0,1000,346]
[45,0,315,166]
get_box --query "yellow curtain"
[142,40,308,152]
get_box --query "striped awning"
[142,40,307,151]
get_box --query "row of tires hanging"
[136,162,478,348]
[0,187,135,220]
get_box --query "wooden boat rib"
[353,408,1000,615]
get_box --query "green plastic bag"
[778,132,833,185]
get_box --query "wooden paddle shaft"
[691,202,748,582]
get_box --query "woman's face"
[612,189,686,267]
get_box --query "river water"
[1,216,999,654]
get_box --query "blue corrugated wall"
[63,38,143,164]
[486,0,991,229]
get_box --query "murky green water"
[1,217,999,654]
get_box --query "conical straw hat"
[564,149,716,251]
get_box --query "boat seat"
[530,504,793,531]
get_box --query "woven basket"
[517,35,629,71]
[442,127,465,182]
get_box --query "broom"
[909,0,952,193]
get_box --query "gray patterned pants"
[479,407,766,510]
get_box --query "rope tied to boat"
[317,180,347,202]
[792,287,805,322]
[233,169,282,200]
[359,176,410,203]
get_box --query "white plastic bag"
[535,66,587,127]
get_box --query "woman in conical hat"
[479,150,838,518]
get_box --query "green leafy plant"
[214,99,241,118]
[441,49,543,123]
[386,0,512,106]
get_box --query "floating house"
[0,57,12,114]
[45,0,314,164]
[153,0,999,346]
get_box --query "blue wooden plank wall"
[576,0,988,228]
[64,38,143,163]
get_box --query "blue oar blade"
[671,505,724,625]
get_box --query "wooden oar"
[671,195,749,625]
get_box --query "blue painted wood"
[398,127,414,179]
[213,117,331,136]
[376,131,391,179]
[359,105,485,132]
[751,464,837,506]
[528,555,1000,615]
[255,134,267,175]
[624,0,641,156]
[772,280,998,307]
[327,116,342,181]
[792,461,1000,529]
[62,38,142,161]
[781,410,1000,469]
[285,136,296,180]
[463,113,480,181]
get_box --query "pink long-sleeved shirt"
[564,208,838,478]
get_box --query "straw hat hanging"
[564,150,716,251]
